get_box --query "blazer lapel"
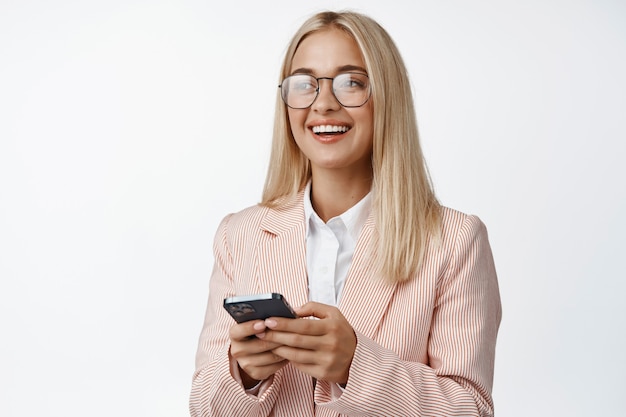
[338,213,397,340]
[256,194,310,310]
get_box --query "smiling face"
[287,28,374,180]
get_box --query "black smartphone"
[223,292,297,323]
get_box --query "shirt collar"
[303,180,372,241]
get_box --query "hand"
[260,302,357,384]
[229,320,288,388]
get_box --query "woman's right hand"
[229,320,288,388]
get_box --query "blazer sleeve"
[189,214,281,417]
[315,215,502,417]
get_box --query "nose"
[312,78,341,112]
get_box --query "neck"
[310,170,372,222]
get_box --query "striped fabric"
[190,193,501,416]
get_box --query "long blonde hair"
[261,11,441,283]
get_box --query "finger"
[230,336,283,357]
[272,345,317,365]
[264,316,325,336]
[237,350,288,367]
[273,345,353,384]
[239,359,288,383]
[262,329,321,350]
[294,301,338,319]
[229,320,267,341]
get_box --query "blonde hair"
[261,11,441,283]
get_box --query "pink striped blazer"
[190,193,501,416]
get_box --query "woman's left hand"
[259,301,356,385]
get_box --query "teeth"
[312,125,349,134]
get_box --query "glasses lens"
[279,73,371,108]
[281,75,318,109]
[333,73,370,107]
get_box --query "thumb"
[294,301,335,319]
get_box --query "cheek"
[354,106,374,134]
[288,113,311,147]
[287,109,306,132]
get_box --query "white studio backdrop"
[1,0,624,416]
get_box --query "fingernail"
[253,321,265,331]
[265,319,277,328]
[256,332,265,339]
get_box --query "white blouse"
[302,181,372,307]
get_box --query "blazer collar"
[259,191,306,236]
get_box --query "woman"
[190,10,501,417]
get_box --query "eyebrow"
[291,64,368,75]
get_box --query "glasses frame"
[278,72,372,109]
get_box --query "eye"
[289,75,317,92]
[335,73,368,90]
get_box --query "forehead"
[290,28,366,74]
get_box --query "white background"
[1,0,625,416]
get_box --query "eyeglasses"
[279,72,371,109]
